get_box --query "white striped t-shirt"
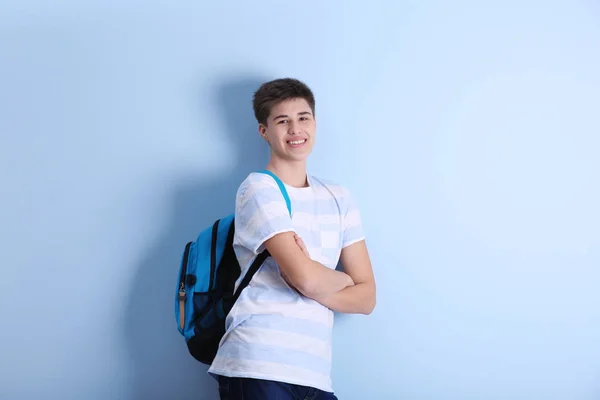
[207,172,365,392]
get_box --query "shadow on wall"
[124,75,270,400]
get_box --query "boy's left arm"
[312,239,376,314]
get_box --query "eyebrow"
[273,111,313,120]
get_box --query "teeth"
[289,139,306,145]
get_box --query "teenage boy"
[208,78,376,400]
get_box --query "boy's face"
[259,97,316,163]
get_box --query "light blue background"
[1,1,599,399]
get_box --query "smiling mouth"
[287,139,307,145]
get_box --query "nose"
[287,120,301,135]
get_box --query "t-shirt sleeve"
[234,176,294,255]
[342,188,365,248]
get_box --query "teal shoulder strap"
[256,169,292,217]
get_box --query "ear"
[258,124,268,141]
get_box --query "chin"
[284,154,310,163]
[291,148,313,159]
[276,147,313,162]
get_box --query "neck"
[265,157,308,188]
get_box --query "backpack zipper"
[179,241,192,331]
[209,220,220,291]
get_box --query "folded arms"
[264,232,376,315]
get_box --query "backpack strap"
[232,251,269,304]
[231,170,293,303]
[256,169,292,217]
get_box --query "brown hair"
[252,78,315,126]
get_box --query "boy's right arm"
[264,232,354,299]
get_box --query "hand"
[294,234,310,258]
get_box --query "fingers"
[294,234,310,257]
[294,234,305,248]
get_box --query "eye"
[277,119,287,124]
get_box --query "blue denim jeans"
[217,375,339,400]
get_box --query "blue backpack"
[175,169,292,365]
